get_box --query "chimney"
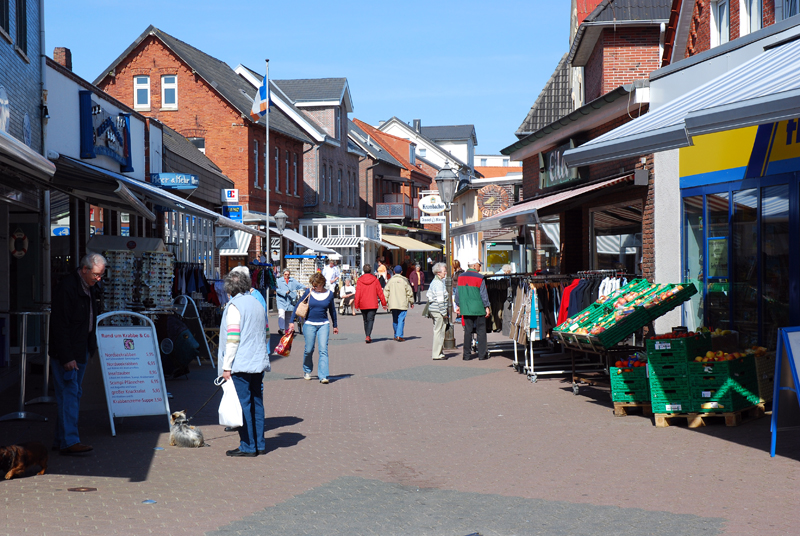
[54,47,72,71]
[413,119,421,132]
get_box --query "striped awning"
[218,230,253,256]
[313,236,361,248]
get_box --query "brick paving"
[1,308,800,535]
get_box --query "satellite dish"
[160,338,174,355]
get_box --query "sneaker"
[320,378,329,384]
[303,373,312,381]
[433,355,446,360]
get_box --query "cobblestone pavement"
[2,307,800,535]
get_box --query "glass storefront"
[681,174,796,349]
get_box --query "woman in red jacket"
[354,264,387,343]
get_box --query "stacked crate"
[688,356,760,413]
[610,366,650,403]
[647,334,711,414]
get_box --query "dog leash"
[187,381,223,422]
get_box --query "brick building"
[93,26,312,261]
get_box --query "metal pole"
[264,59,270,267]
[443,209,456,350]
[0,313,47,422]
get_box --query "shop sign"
[419,195,446,214]
[420,215,446,224]
[52,226,70,236]
[221,189,239,203]
[150,173,199,190]
[78,91,133,172]
[222,205,243,223]
[539,140,580,189]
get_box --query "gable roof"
[160,123,232,184]
[377,116,469,169]
[94,25,312,144]
[353,119,433,184]
[272,78,353,113]
[420,124,477,145]
[516,53,572,137]
[568,0,671,66]
[348,120,404,169]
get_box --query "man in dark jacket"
[353,264,386,343]
[49,253,106,454]
[454,259,491,361]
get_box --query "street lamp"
[435,162,459,350]
[274,205,288,269]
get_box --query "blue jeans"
[52,358,88,450]
[302,322,330,380]
[391,309,407,338]
[232,372,265,454]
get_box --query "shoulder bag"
[294,293,311,319]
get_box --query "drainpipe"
[658,22,666,68]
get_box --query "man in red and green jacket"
[454,259,491,361]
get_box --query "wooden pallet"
[654,404,765,428]
[613,401,652,417]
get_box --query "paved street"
[2,308,800,536]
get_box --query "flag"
[250,75,269,121]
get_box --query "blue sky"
[45,0,570,155]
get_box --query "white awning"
[269,227,337,254]
[313,236,361,248]
[564,38,800,167]
[218,230,253,256]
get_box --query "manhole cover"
[68,487,97,492]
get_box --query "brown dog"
[0,442,48,480]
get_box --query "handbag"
[421,301,431,319]
[274,331,294,357]
[294,293,311,319]
[215,376,243,428]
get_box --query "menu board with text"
[96,312,171,436]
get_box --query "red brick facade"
[685,0,776,58]
[96,36,305,229]
[584,27,661,102]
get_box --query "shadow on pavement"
[265,415,302,432]
[262,431,304,455]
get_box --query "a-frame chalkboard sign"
[770,327,800,457]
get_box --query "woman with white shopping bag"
[218,270,270,457]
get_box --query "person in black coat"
[49,253,106,455]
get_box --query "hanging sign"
[420,215,446,224]
[539,140,580,189]
[78,91,133,172]
[222,189,239,203]
[95,312,171,436]
[222,205,243,223]
[150,173,199,191]
[771,327,800,456]
[419,195,446,214]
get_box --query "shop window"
[762,185,790,347]
[134,76,150,110]
[683,196,704,332]
[706,192,730,331]
[731,189,758,348]
[161,75,177,110]
[15,0,25,55]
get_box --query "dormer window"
[409,144,416,165]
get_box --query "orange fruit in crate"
[615,361,622,368]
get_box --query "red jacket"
[354,273,386,310]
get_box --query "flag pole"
[265,59,270,267]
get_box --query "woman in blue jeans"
[289,272,338,384]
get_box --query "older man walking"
[454,259,491,361]
[383,265,414,342]
[428,262,449,360]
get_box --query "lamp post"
[274,205,288,270]
[435,162,458,350]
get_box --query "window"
[1,1,9,37]
[409,145,416,165]
[328,165,333,202]
[134,76,150,110]
[335,108,341,139]
[337,169,342,204]
[254,140,259,188]
[713,1,729,46]
[161,75,177,109]
[481,158,487,166]
[274,147,280,192]
[188,137,205,154]
[742,0,762,34]
[121,213,130,223]
[503,159,509,167]
[15,0,26,55]
[285,151,290,193]
[321,165,326,203]
[784,0,800,18]
[419,148,426,158]
[293,153,298,195]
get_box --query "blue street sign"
[52,227,70,236]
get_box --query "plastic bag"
[215,376,243,428]
[274,331,294,357]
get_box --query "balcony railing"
[376,202,413,219]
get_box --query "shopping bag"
[215,376,243,428]
[421,301,431,319]
[274,331,294,357]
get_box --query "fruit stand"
[552,279,698,395]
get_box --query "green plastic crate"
[688,355,757,378]
[690,389,757,413]
[651,399,691,413]
[689,372,755,390]
[644,283,699,323]
[649,376,690,395]
[647,333,712,363]
[648,362,689,378]
[612,389,651,403]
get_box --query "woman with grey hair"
[427,262,449,360]
[219,270,270,457]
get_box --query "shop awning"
[450,175,631,237]
[563,38,800,167]
[0,128,56,192]
[380,235,440,252]
[313,237,362,248]
[362,237,398,250]
[51,155,264,237]
[269,227,337,254]
[218,230,253,256]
